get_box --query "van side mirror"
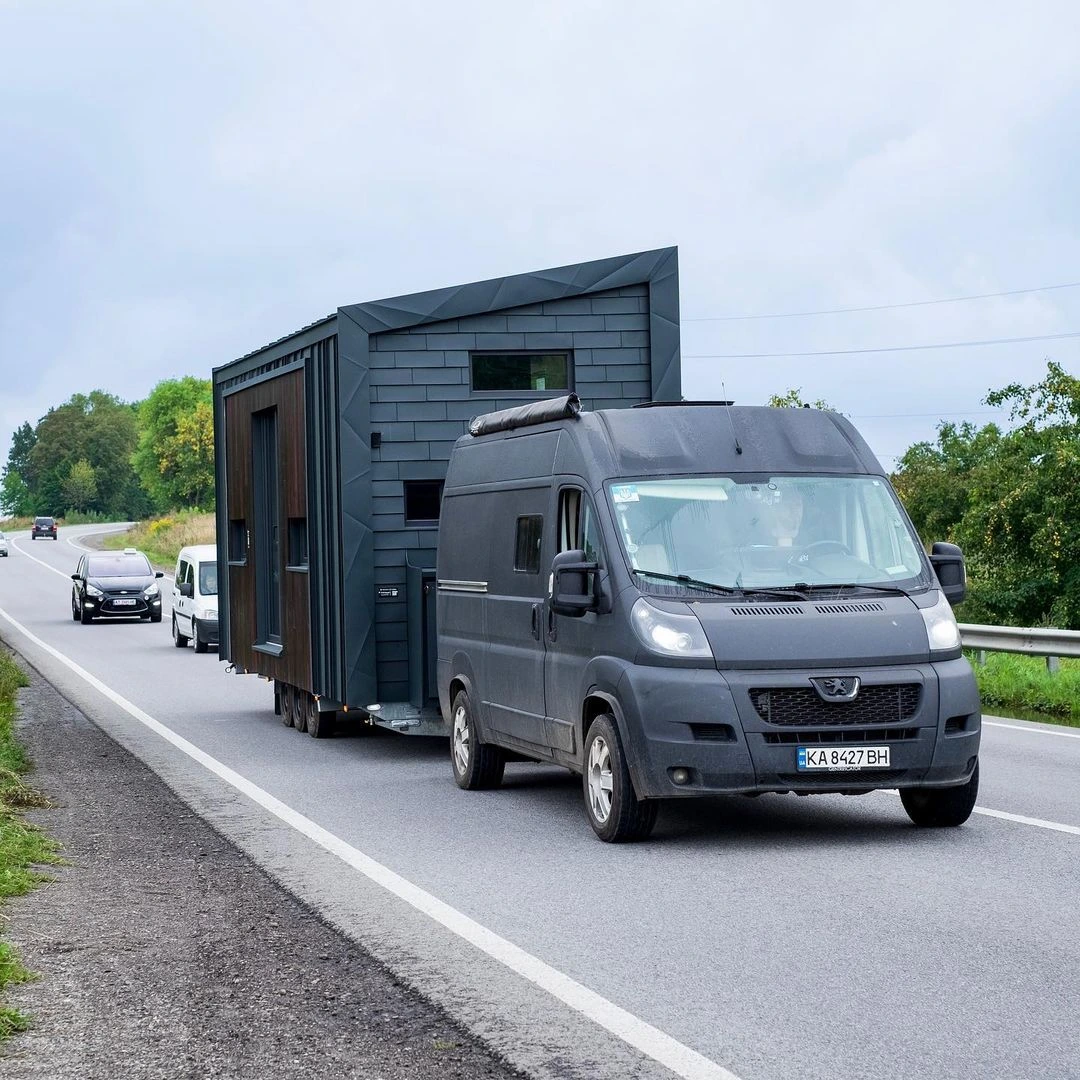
[551,549,599,617]
[930,542,966,606]
[179,581,194,598]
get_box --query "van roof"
[447,403,882,488]
[178,544,218,560]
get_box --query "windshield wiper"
[632,569,740,595]
[798,582,913,598]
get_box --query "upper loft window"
[470,352,571,395]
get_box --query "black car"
[32,516,57,540]
[71,549,164,624]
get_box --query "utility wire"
[684,280,1080,322]
[685,329,1080,360]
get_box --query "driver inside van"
[764,488,804,547]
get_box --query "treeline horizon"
[1,377,213,522]
[3,362,1077,629]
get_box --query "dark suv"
[71,549,164,624]
[32,516,57,540]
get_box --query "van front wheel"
[451,690,504,790]
[900,760,979,827]
[583,714,658,843]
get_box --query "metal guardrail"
[959,623,1080,672]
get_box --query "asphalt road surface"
[1,524,1077,1080]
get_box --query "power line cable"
[684,280,1080,322]
[685,329,1080,360]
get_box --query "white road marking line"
[12,539,74,580]
[878,791,1078,836]
[972,807,1080,836]
[0,605,742,1080]
[984,719,1080,740]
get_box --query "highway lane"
[1,524,1077,1080]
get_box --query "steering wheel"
[800,540,853,558]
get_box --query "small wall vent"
[731,605,804,617]
[814,602,886,615]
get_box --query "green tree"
[767,388,834,409]
[0,468,33,517]
[61,458,99,512]
[27,392,140,517]
[132,377,214,510]
[892,361,1080,628]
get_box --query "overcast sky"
[3,0,1079,472]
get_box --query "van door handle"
[531,603,542,640]
[547,604,557,642]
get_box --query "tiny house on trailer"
[212,248,682,736]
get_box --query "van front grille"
[762,727,918,745]
[750,684,921,726]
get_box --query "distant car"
[71,548,164,624]
[0,532,8,557]
[32,516,57,540]
[171,544,219,653]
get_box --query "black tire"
[172,615,189,648]
[79,602,92,625]
[582,714,658,843]
[280,684,295,727]
[150,611,162,624]
[901,760,979,827]
[306,695,335,739]
[71,596,79,622]
[450,689,505,790]
[193,621,207,652]
[291,687,308,733]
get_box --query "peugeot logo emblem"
[811,676,861,702]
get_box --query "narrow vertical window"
[252,409,281,645]
[514,515,543,573]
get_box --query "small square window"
[288,518,308,568]
[404,480,444,526]
[514,515,543,573]
[471,352,571,394]
[229,519,247,563]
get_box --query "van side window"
[514,516,543,573]
[177,560,189,586]
[558,488,603,565]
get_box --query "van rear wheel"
[900,759,979,827]
[451,690,504,790]
[583,714,657,843]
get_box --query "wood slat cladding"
[224,369,312,689]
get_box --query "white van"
[172,544,219,653]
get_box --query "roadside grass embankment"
[0,651,59,1039]
[968,650,1080,728]
[101,511,215,569]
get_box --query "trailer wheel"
[306,694,335,739]
[451,690,504,790]
[901,759,979,827]
[280,684,294,727]
[583,714,658,843]
[291,687,308,733]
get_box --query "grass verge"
[0,650,59,1038]
[101,511,215,568]
[967,650,1080,727]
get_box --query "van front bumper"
[614,659,981,800]
[195,617,219,646]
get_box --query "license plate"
[797,746,891,771]
[113,598,137,607]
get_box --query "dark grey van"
[436,396,981,842]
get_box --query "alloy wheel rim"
[587,736,614,824]
[452,706,470,775]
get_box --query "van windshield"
[608,476,927,593]
[198,562,218,596]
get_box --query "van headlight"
[921,591,961,655]
[630,598,713,659]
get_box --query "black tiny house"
[212,247,682,731]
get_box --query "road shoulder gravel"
[0,659,522,1080]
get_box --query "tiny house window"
[404,480,444,526]
[514,515,543,573]
[228,519,247,564]
[471,352,571,394]
[287,517,308,569]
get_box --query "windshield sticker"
[611,484,639,503]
